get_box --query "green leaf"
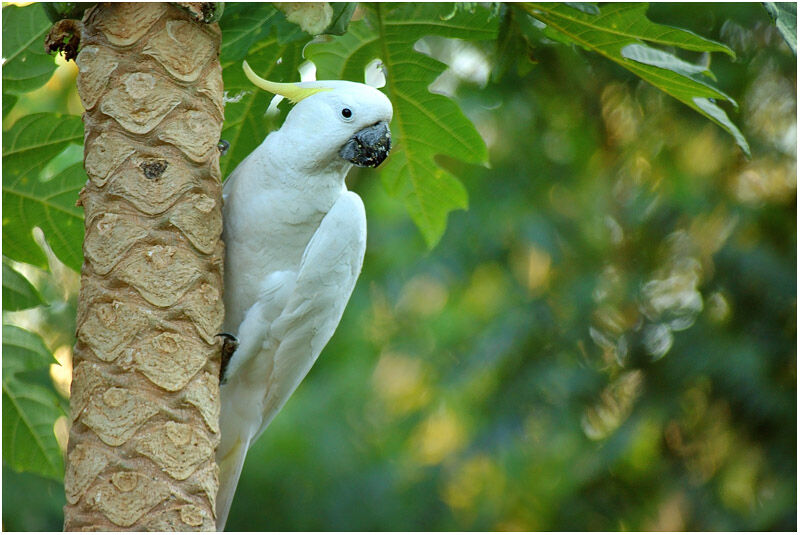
[2,4,58,95]
[2,113,84,186]
[2,325,57,375]
[522,3,750,157]
[2,260,45,311]
[2,324,64,480]
[2,114,85,271]
[530,3,734,54]
[2,161,86,273]
[324,3,357,36]
[306,3,499,247]
[3,94,18,119]
[564,3,600,16]
[492,7,539,82]
[3,380,64,480]
[42,2,94,22]
[219,5,310,178]
[764,2,797,55]
[219,2,306,63]
[621,43,713,78]
[692,97,750,158]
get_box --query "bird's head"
[244,61,393,170]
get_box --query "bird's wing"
[222,270,296,383]
[215,269,296,531]
[254,190,367,442]
[215,191,366,529]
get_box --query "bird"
[214,60,393,530]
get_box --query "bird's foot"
[217,332,239,384]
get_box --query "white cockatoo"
[214,61,393,530]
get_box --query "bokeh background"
[3,2,796,531]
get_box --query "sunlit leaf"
[522,3,750,157]
[1,4,58,95]
[219,4,309,178]
[621,43,713,77]
[2,161,86,273]
[2,325,64,480]
[2,324,57,374]
[3,94,18,119]
[2,260,45,311]
[763,2,797,55]
[564,3,600,16]
[692,96,750,160]
[2,114,85,271]
[3,381,65,480]
[2,113,83,185]
[528,3,734,54]
[306,3,499,247]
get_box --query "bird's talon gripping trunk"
[62,3,224,530]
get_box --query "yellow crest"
[243,60,332,104]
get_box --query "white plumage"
[215,65,393,530]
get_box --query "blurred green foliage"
[2,2,796,531]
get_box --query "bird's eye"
[341,108,352,119]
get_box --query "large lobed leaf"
[218,3,310,178]
[2,114,85,272]
[2,4,58,95]
[219,2,306,64]
[306,4,499,247]
[2,325,64,480]
[522,3,751,157]
[2,259,45,311]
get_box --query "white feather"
[216,196,364,529]
[215,80,391,530]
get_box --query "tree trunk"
[63,3,224,530]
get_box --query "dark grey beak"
[339,121,391,168]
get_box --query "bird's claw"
[217,332,239,383]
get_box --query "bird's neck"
[262,131,353,189]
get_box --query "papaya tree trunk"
[63,3,224,530]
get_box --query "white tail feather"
[215,437,248,531]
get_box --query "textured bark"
[63,3,224,531]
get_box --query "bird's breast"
[222,185,337,329]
